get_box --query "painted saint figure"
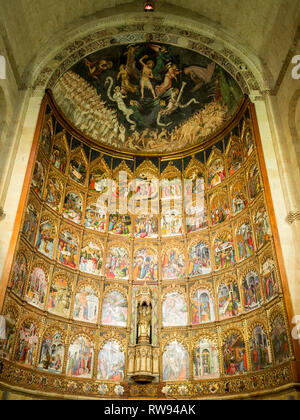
[249,164,262,199]
[97,341,125,381]
[243,271,263,312]
[162,248,185,279]
[193,339,220,379]
[63,192,83,224]
[73,287,99,324]
[244,128,254,159]
[271,316,290,365]
[228,145,242,176]
[0,315,16,360]
[214,233,236,271]
[163,341,189,381]
[236,222,255,261]
[51,145,67,173]
[57,231,78,269]
[101,291,128,327]
[208,159,226,188]
[250,326,271,371]
[139,55,157,100]
[67,336,94,379]
[26,267,48,310]
[45,177,62,211]
[218,281,241,320]
[262,259,279,301]
[38,331,64,374]
[36,220,56,258]
[105,247,130,280]
[22,204,38,245]
[9,253,27,298]
[133,248,158,282]
[85,204,106,232]
[16,321,39,367]
[162,292,188,327]
[48,276,72,318]
[223,334,247,376]
[188,241,211,277]
[255,207,271,248]
[69,159,87,186]
[191,290,215,324]
[32,161,45,198]
[79,242,103,276]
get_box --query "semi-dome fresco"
[53,43,243,153]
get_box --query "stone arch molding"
[286,89,300,225]
[0,84,9,215]
[288,89,300,147]
[0,86,7,137]
[25,10,270,97]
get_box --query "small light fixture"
[144,1,154,12]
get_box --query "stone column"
[252,96,300,339]
[0,91,43,281]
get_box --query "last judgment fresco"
[53,43,243,153]
[0,44,295,399]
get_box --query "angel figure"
[123,45,141,80]
[184,62,216,92]
[139,55,157,100]
[148,44,171,77]
[117,64,138,94]
[157,82,200,126]
[84,58,113,80]
[105,77,137,129]
[155,63,180,96]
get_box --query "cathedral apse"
[0,41,296,400]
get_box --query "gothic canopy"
[53,43,244,154]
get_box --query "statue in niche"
[137,302,152,344]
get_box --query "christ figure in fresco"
[139,56,157,100]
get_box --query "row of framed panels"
[0,296,292,382]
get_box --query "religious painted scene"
[38,331,65,374]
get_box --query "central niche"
[53,42,243,153]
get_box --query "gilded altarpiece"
[0,73,296,399]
